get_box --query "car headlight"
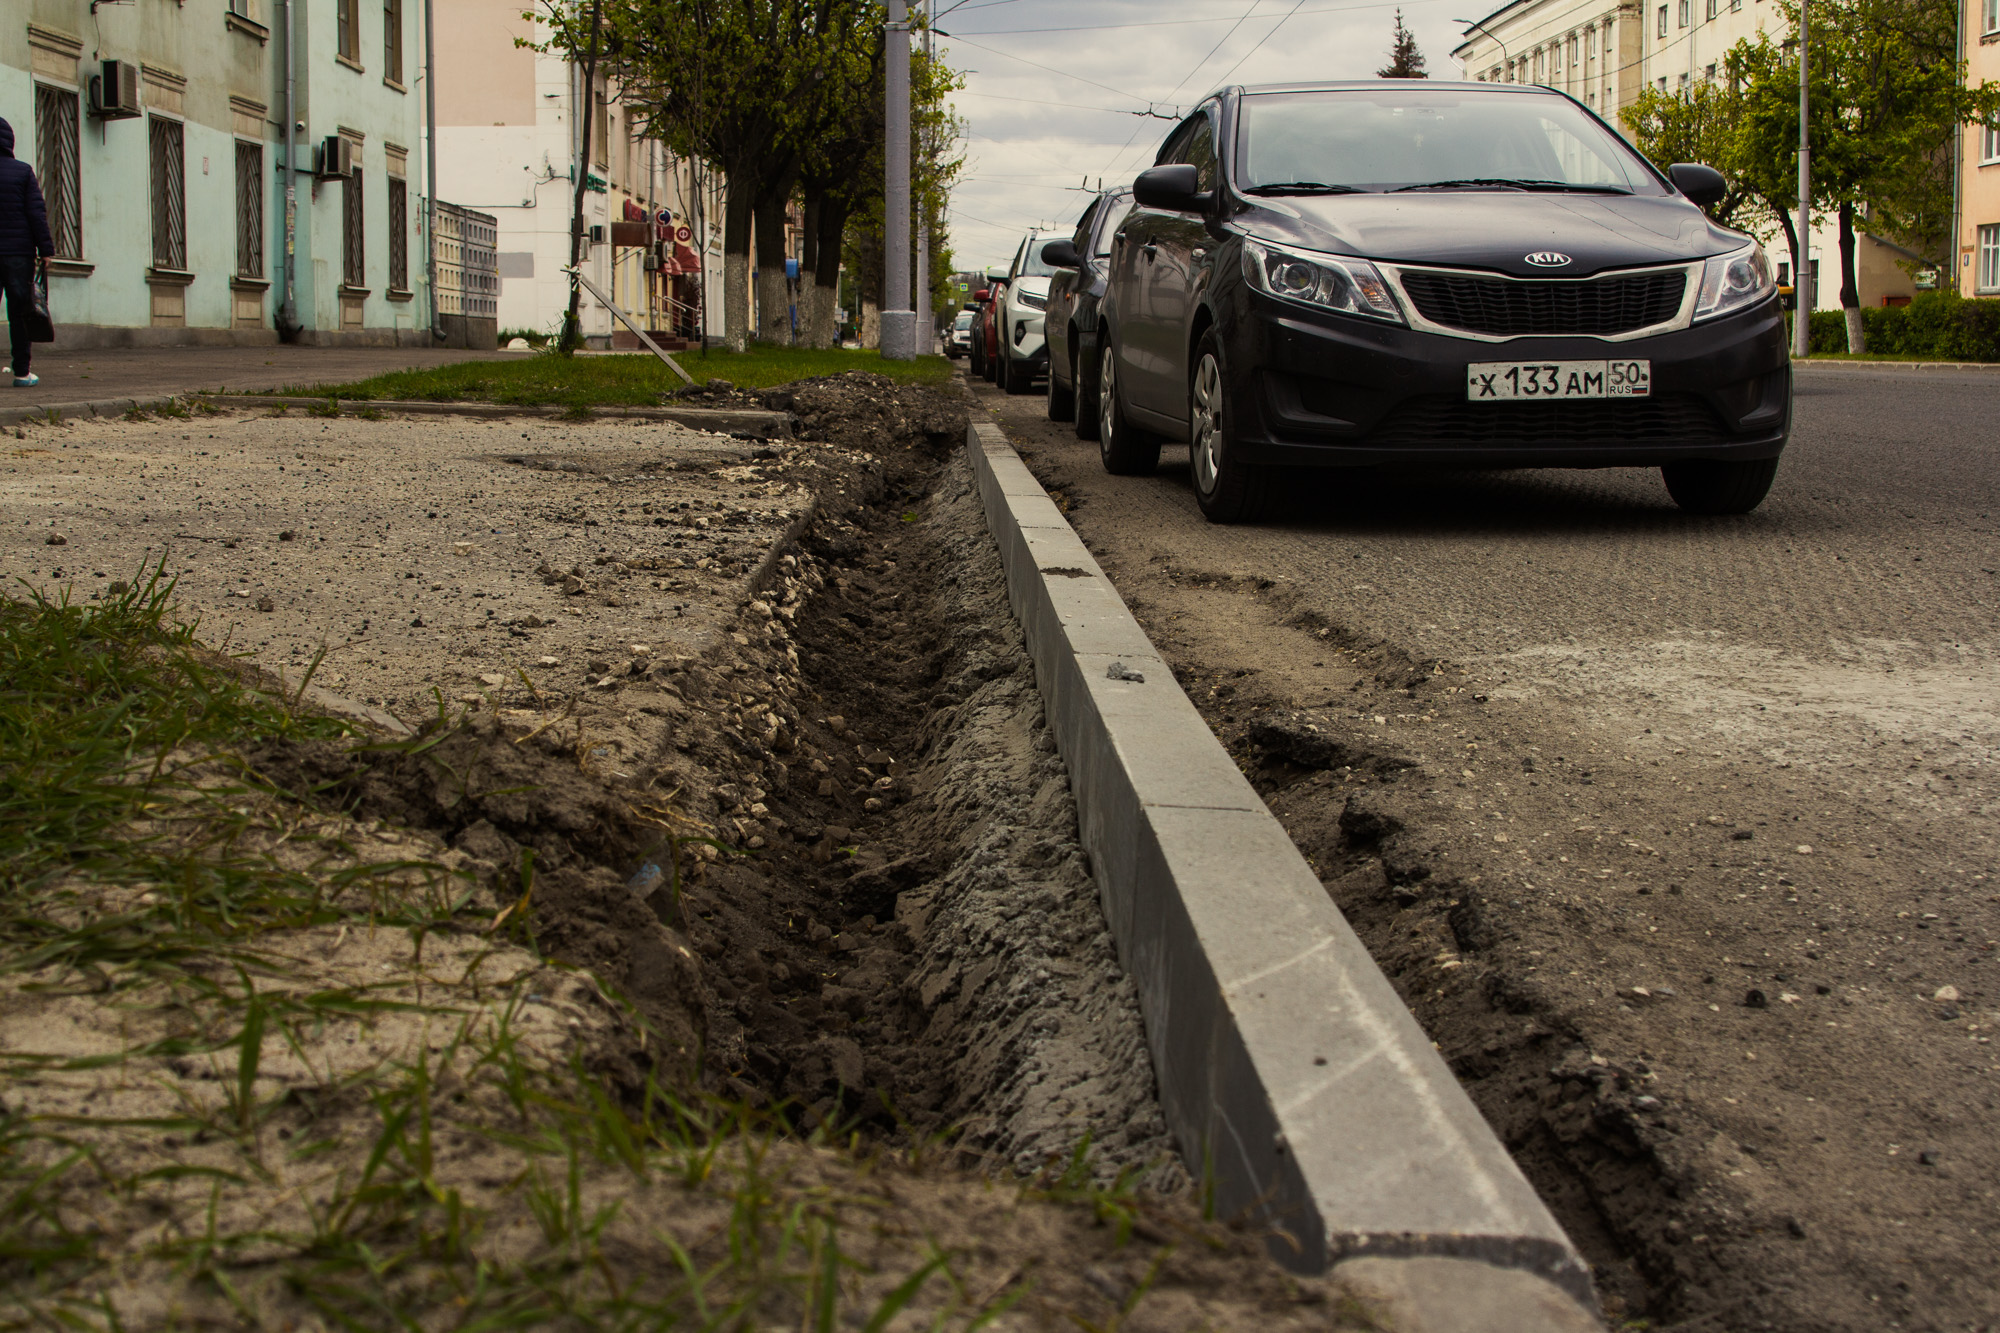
[1016,290,1047,311]
[1242,239,1403,323]
[1694,242,1774,323]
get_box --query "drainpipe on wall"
[425,0,442,339]
[277,0,300,339]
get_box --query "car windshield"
[1235,89,1664,195]
[1013,236,1061,279]
[1094,196,1134,257]
[953,312,973,330]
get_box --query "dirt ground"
[971,369,2000,1333]
[3,376,1394,1328]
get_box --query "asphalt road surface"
[972,362,2000,1333]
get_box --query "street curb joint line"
[964,419,1596,1308]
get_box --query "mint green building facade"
[1,0,433,348]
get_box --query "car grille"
[1366,393,1733,448]
[1398,268,1688,337]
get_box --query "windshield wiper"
[1244,181,1361,196]
[1391,177,1631,194]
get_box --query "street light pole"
[914,0,932,356]
[1794,0,1812,360]
[882,0,915,360]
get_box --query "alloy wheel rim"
[1099,347,1117,445]
[1192,354,1222,493]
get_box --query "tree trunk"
[753,190,794,345]
[562,0,604,356]
[861,298,880,349]
[810,194,849,349]
[1838,201,1865,355]
[721,185,752,353]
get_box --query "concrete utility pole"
[1794,0,1812,360]
[914,0,932,356]
[882,0,915,360]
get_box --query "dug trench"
[243,381,1181,1183]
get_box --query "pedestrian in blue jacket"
[0,117,55,388]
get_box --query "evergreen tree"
[1378,10,1427,78]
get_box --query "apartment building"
[432,0,724,346]
[1455,0,1917,310]
[2,0,435,347]
[1959,0,2000,296]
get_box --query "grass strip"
[266,347,955,408]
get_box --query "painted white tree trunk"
[756,270,792,344]
[722,251,750,352]
[1844,306,1866,355]
[861,299,880,349]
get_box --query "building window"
[338,0,360,62]
[1705,63,1717,81]
[388,176,408,291]
[1987,0,1998,34]
[1980,224,2000,293]
[1679,0,1691,25]
[1983,120,2000,163]
[384,0,403,84]
[229,0,251,15]
[149,116,186,270]
[344,167,365,287]
[1658,5,1668,37]
[1706,0,1717,18]
[235,141,264,277]
[34,85,81,261]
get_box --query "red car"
[968,267,1009,380]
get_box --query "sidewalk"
[3,345,526,410]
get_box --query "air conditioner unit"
[90,60,142,121]
[586,224,607,245]
[316,135,356,179]
[642,252,662,272]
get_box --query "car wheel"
[1097,340,1160,476]
[1047,351,1076,421]
[1661,457,1780,515]
[1189,331,1270,524]
[969,333,984,378]
[1073,340,1101,440]
[983,340,999,381]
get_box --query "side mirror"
[973,288,990,302]
[1041,239,1081,268]
[1133,164,1210,212]
[1669,162,1727,208]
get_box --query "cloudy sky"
[930,0,1472,271]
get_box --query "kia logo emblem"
[1525,251,1572,267]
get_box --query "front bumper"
[1005,305,1048,363]
[1228,288,1791,469]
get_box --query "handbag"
[25,259,55,343]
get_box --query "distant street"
[976,362,2000,1332]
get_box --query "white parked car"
[995,231,1057,394]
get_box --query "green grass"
[272,346,955,409]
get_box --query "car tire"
[1047,352,1076,421]
[1660,457,1780,515]
[983,340,999,382]
[969,332,984,378]
[1189,331,1271,524]
[1097,339,1160,476]
[1073,340,1101,440]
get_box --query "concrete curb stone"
[964,419,1602,1322]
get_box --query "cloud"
[930,0,1468,268]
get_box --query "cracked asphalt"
[973,361,2000,1333]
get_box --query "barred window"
[34,85,81,261]
[236,141,264,277]
[149,116,187,270]
[388,176,408,291]
[344,167,366,287]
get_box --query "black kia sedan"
[1041,187,1133,435]
[1087,82,1790,523]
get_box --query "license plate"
[1466,360,1651,401]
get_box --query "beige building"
[1958,0,2000,296]
[1454,0,1644,123]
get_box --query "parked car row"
[979,80,1791,523]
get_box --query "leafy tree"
[1728,0,1999,350]
[1623,80,1758,231]
[1378,10,1427,79]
